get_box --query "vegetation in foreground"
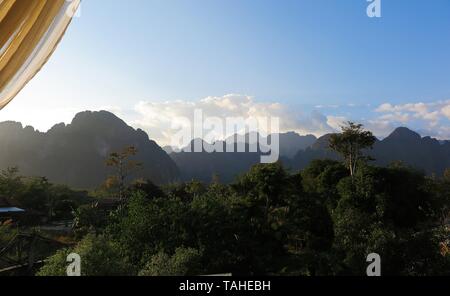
[0,123,449,276]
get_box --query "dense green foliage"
[329,122,376,176]
[37,161,450,276]
[2,137,449,276]
[37,234,132,276]
[0,167,89,224]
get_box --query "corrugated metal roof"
[0,207,25,213]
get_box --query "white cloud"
[326,115,347,131]
[325,116,401,140]
[372,100,450,139]
[375,100,450,126]
[378,112,410,124]
[132,94,336,146]
[376,102,429,114]
[364,119,398,139]
[3,93,450,147]
[442,105,450,120]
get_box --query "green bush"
[139,247,202,276]
[37,234,133,276]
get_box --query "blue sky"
[1,0,450,144]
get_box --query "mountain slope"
[0,111,179,188]
[170,139,264,183]
[371,127,450,175]
[170,132,317,183]
[289,127,450,175]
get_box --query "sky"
[1,0,450,145]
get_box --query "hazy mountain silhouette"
[165,132,316,160]
[1,111,448,187]
[172,127,450,183]
[288,127,450,176]
[170,138,265,183]
[371,127,450,175]
[223,131,317,158]
[0,111,179,189]
[277,132,317,158]
[169,132,317,183]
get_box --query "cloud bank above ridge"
[132,94,337,146]
[1,94,450,147]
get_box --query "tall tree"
[106,146,142,200]
[329,122,376,176]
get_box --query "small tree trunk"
[349,155,354,176]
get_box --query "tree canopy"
[36,160,450,276]
[329,122,377,176]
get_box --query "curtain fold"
[0,0,80,110]
[0,0,17,24]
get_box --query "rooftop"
[0,207,25,213]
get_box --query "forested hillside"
[0,111,179,188]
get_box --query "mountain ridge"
[169,126,450,182]
[1,112,449,186]
[288,127,450,176]
[0,111,179,189]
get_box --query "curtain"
[0,0,80,110]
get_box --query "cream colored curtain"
[0,0,80,110]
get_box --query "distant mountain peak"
[386,127,421,141]
[70,110,126,128]
[312,134,334,149]
[0,110,179,188]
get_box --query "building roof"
[0,207,25,214]
[0,196,25,213]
